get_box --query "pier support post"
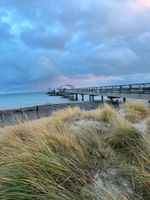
[89,95,92,101]
[81,94,84,101]
[101,95,104,102]
[123,97,126,103]
[92,95,95,101]
[75,94,78,101]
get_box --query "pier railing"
[65,83,150,100]
[66,83,150,94]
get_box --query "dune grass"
[147,118,150,134]
[108,117,142,153]
[123,102,150,123]
[0,104,150,200]
[83,103,117,123]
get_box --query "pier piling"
[81,94,84,101]
[75,94,78,101]
[89,95,92,101]
[92,95,95,101]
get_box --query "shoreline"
[0,101,106,128]
[0,99,148,128]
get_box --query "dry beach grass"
[0,103,150,199]
[122,102,150,123]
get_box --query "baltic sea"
[0,92,70,109]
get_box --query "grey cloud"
[21,27,69,49]
[0,45,58,90]
[0,0,150,91]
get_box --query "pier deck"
[64,83,150,102]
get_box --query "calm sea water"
[0,92,70,110]
[0,92,147,110]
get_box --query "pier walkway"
[64,83,150,102]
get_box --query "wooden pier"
[48,83,150,102]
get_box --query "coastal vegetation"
[0,103,150,200]
[122,102,150,123]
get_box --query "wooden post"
[81,94,84,101]
[75,94,78,101]
[89,95,92,101]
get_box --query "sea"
[0,92,71,110]
[0,91,148,110]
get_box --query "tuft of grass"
[100,104,117,122]
[107,117,143,157]
[0,132,88,200]
[124,110,143,123]
[51,107,81,121]
[121,165,150,200]
[147,118,150,134]
[123,102,150,123]
[108,116,150,199]
[84,104,117,123]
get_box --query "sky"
[0,0,150,92]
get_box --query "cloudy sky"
[0,0,150,92]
